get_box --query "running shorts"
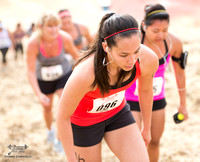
[127,98,167,112]
[71,104,136,147]
[38,70,72,94]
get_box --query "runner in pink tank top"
[125,4,189,162]
[56,13,159,161]
[125,39,170,109]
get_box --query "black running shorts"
[38,70,72,94]
[71,104,135,147]
[127,98,167,111]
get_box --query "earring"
[102,47,113,66]
[143,25,147,31]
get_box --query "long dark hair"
[141,4,170,34]
[75,13,139,95]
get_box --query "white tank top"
[0,28,12,48]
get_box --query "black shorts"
[0,47,9,63]
[38,71,72,94]
[15,44,23,53]
[127,98,167,112]
[71,104,135,147]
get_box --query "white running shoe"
[46,128,55,144]
[53,139,65,154]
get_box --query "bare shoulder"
[76,23,90,35]
[140,44,158,65]
[59,30,73,42]
[76,23,88,30]
[68,54,95,90]
[168,32,182,43]
[139,44,159,76]
[168,33,182,48]
[26,33,39,52]
[167,32,183,56]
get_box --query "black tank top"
[73,24,83,46]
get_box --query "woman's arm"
[59,30,79,60]
[79,23,93,46]
[138,45,159,146]
[170,34,189,120]
[56,57,94,161]
[26,37,50,106]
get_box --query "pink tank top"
[125,38,170,102]
[125,54,170,102]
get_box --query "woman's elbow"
[56,110,70,127]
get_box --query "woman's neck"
[41,35,56,43]
[107,64,120,77]
[62,23,74,32]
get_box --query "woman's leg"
[104,123,149,162]
[74,142,102,162]
[148,109,165,162]
[131,111,142,130]
[1,48,9,65]
[55,88,64,140]
[14,45,18,60]
[42,94,54,130]
[56,88,63,98]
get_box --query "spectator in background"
[58,9,93,51]
[0,21,13,67]
[13,23,25,60]
[27,22,36,37]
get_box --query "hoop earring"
[102,50,113,66]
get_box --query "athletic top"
[14,31,25,44]
[70,60,141,126]
[73,24,83,46]
[125,36,170,102]
[36,35,72,81]
[0,27,12,49]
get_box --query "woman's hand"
[141,127,151,147]
[178,105,189,121]
[38,93,50,107]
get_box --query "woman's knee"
[149,138,160,147]
[43,105,52,113]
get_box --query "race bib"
[134,77,163,96]
[41,64,63,81]
[88,91,125,113]
[153,77,163,96]
[134,80,139,96]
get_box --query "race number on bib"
[153,77,163,96]
[88,91,125,113]
[134,77,163,96]
[41,65,63,81]
[134,80,139,96]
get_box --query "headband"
[59,11,71,18]
[145,10,167,19]
[104,28,139,40]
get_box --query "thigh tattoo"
[75,152,85,162]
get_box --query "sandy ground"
[0,0,200,162]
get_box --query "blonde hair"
[35,13,61,39]
[38,13,60,27]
